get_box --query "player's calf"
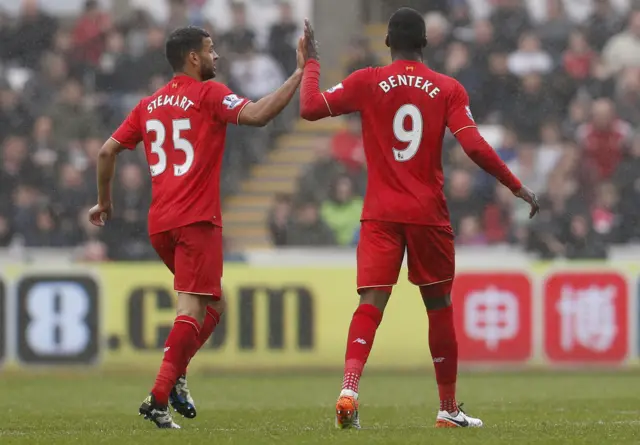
[335,289,388,430]
[422,291,462,419]
[194,302,224,351]
[172,301,224,419]
[147,293,207,420]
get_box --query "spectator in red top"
[563,29,596,82]
[330,114,364,174]
[591,181,621,242]
[576,98,632,183]
[483,174,520,244]
[72,0,112,67]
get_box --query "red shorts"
[150,222,223,299]
[357,221,455,296]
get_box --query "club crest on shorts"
[326,83,344,94]
[465,105,474,121]
[223,94,244,110]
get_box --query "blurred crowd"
[270,0,640,259]
[0,0,299,259]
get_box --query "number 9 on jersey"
[393,104,423,162]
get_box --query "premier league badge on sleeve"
[465,105,474,122]
[223,94,243,110]
[326,83,344,94]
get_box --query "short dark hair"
[387,7,427,52]
[165,26,211,72]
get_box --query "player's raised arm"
[446,82,539,218]
[89,103,142,226]
[235,37,306,127]
[300,19,370,121]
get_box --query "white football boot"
[435,403,483,428]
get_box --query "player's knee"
[420,279,453,311]
[208,294,227,315]
[422,292,452,311]
[176,292,209,322]
[358,288,391,312]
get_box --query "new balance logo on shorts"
[353,338,367,345]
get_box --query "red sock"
[341,304,383,394]
[427,305,458,413]
[196,306,221,350]
[182,308,222,373]
[151,315,200,405]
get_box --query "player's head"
[165,26,218,81]
[385,7,427,57]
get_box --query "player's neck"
[174,70,203,82]
[390,51,423,63]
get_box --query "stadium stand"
[0,0,301,259]
[2,0,640,261]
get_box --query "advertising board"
[0,259,637,370]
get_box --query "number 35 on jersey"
[146,118,195,177]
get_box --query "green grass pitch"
[1,371,639,444]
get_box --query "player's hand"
[296,36,307,70]
[88,202,112,227]
[513,186,540,219]
[304,18,319,61]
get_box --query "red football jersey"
[321,60,477,226]
[111,75,249,235]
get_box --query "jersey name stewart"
[111,75,249,234]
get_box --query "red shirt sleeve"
[111,102,143,150]
[301,60,371,120]
[446,81,478,135]
[203,82,251,125]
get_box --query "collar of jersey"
[392,59,422,66]
[172,74,199,84]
